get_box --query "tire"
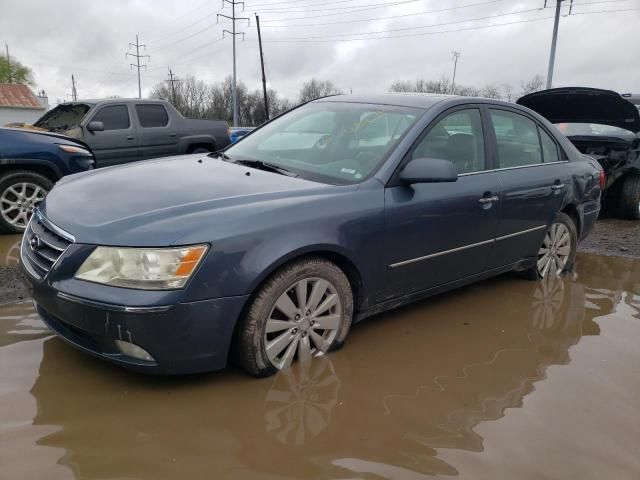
[522,212,578,280]
[190,146,213,154]
[617,174,640,220]
[0,171,53,234]
[235,257,354,378]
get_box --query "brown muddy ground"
[0,234,639,480]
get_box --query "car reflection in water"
[27,254,639,479]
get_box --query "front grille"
[21,212,73,279]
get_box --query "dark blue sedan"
[20,94,603,376]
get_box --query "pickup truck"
[25,99,230,167]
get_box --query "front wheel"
[235,258,353,377]
[524,212,577,280]
[0,171,53,234]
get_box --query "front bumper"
[27,274,249,375]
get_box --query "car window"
[411,109,485,174]
[490,109,542,168]
[225,102,420,185]
[136,104,169,128]
[92,105,130,131]
[539,128,560,163]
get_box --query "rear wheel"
[0,171,53,234]
[617,174,640,220]
[235,257,353,378]
[523,212,577,280]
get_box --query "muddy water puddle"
[0,233,639,479]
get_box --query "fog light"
[114,340,155,362]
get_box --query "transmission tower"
[127,35,150,98]
[166,68,180,105]
[218,1,250,126]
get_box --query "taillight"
[599,169,606,190]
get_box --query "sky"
[1,0,639,105]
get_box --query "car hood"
[517,87,640,133]
[4,127,92,151]
[41,155,335,246]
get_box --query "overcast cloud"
[1,0,639,105]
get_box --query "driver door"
[383,106,501,299]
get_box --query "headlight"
[75,245,208,290]
[58,144,92,155]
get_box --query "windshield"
[556,122,636,139]
[225,102,421,184]
[34,103,92,132]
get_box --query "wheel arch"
[0,161,62,183]
[246,245,365,312]
[561,203,581,237]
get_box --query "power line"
[261,5,639,42]
[219,0,250,126]
[126,34,150,98]
[259,0,504,27]
[272,7,544,40]
[257,0,423,22]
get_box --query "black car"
[21,94,602,376]
[518,87,640,219]
[0,127,94,233]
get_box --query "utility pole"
[5,43,11,83]
[450,51,461,95]
[126,34,150,99]
[545,0,574,89]
[218,1,250,126]
[166,68,180,105]
[255,15,269,122]
[71,74,78,101]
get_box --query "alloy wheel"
[264,277,342,370]
[0,182,47,230]
[537,222,572,278]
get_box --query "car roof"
[312,93,519,111]
[56,98,168,106]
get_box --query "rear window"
[556,123,636,139]
[136,104,169,127]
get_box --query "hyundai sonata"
[20,94,603,376]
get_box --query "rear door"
[84,104,139,167]
[383,106,502,299]
[134,103,180,160]
[485,107,570,268]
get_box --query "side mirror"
[87,121,104,132]
[399,158,458,184]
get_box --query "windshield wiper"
[232,159,298,177]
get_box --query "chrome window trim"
[389,224,548,268]
[458,160,569,177]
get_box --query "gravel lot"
[579,218,640,259]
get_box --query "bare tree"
[480,84,501,99]
[298,79,342,103]
[521,74,545,96]
[501,83,514,102]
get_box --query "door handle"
[551,183,565,191]
[478,195,499,205]
[169,133,177,137]
[126,135,135,140]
